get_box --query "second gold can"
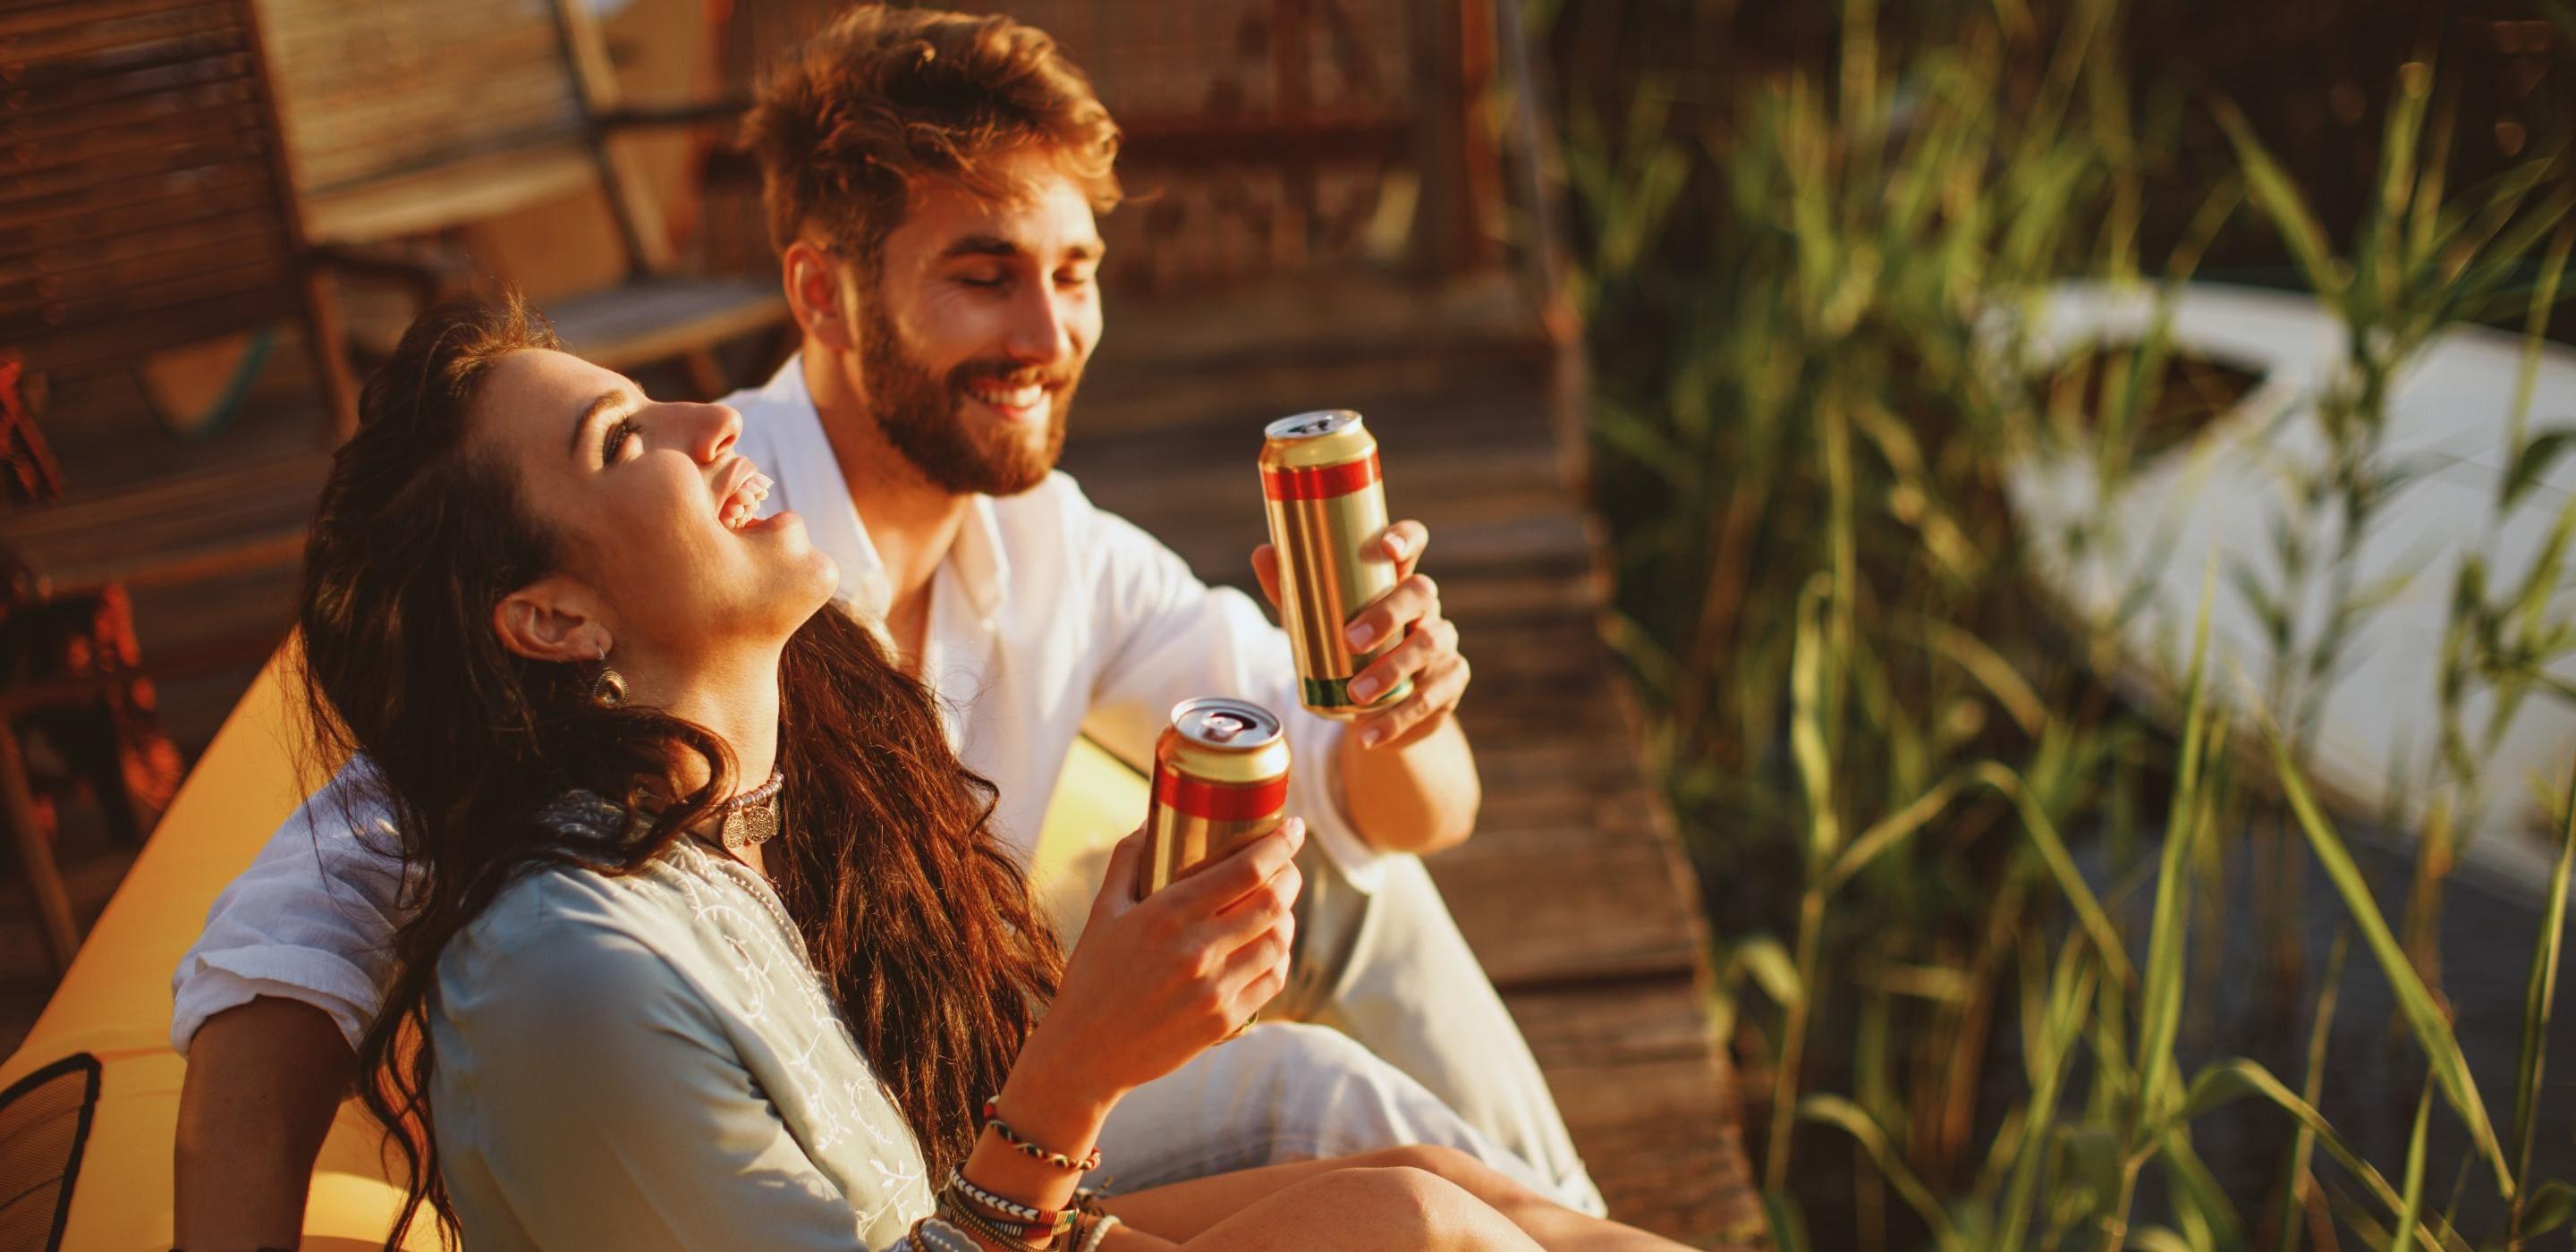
[1259,410,1411,720]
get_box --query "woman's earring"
[591,646,626,708]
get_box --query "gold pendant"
[722,801,778,850]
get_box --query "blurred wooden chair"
[0,0,360,970]
[259,0,786,394]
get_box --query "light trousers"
[1097,851,1606,1215]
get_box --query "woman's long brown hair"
[297,298,1063,1249]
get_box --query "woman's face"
[470,349,837,662]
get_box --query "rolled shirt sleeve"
[169,762,409,1054]
[1075,497,1387,893]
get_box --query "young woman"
[299,298,1680,1252]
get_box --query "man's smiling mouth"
[964,380,1047,413]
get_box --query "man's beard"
[859,299,1077,497]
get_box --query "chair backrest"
[706,0,1500,292]
[259,0,667,269]
[0,1054,97,1251]
[0,0,350,431]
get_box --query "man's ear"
[783,240,856,353]
[492,576,614,664]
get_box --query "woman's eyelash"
[601,416,642,464]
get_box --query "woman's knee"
[1344,1145,1530,1207]
[1318,1165,1528,1250]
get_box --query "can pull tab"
[1203,713,1249,743]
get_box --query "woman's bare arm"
[174,998,353,1248]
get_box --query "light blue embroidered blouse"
[426,802,935,1250]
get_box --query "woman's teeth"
[721,474,774,530]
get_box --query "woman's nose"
[679,402,741,462]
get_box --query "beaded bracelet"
[906,1215,982,1252]
[981,1096,1104,1172]
[1077,1214,1123,1252]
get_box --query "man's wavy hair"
[741,4,1123,272]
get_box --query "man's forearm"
[1339,714,1479,854]
[174,997,354,1248]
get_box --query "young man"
[172,7,1599,1244]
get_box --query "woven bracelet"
[946,1167,1081,1235]
[981,1096,1104,1172]
[938,1196,1057,1250]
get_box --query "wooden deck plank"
[1508,979,1766,1248]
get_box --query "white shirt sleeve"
[1070,485,1387,892]
[433,909,884,1251]
[169,761,409,1054]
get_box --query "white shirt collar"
[745,355,1011,627]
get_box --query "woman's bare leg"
[1102,1146,1688,1251]
[1134,1166,1538,1251]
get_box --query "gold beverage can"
[1137,697,1292,899]
[1259,410,1411,719]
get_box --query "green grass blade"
[1829,770,1976,891]
[2394,1081,2434,1250]
[2509,765,2576,1238]
[1792,574,1843,866]
[2156,1131,2247,1252]
[2177,1060,2467,1252]
[1925,619,2047,736]
[2138,558,2222,1127]
[2361,62,2434,319]
[2269,738,2513,1197]
[2276,934,2348,1252]
[2212,97,2346,309]
[1800,1094,1967,1252]
[1974,763,2137,988]
[2503,224,2573,500]
[1763,1190,1813,1252]
[1998,942,2096,1252]
[2521,1179,2576,1239]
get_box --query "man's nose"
[1001,283,1076,367]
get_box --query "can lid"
[1264,410,1362,442]
[1170,697,1284,751]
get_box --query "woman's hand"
[1008,819,1305,1117]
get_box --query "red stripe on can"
[1261,453,1382,501]
[1154,769,1290,821]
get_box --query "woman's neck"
[614,642,784,798]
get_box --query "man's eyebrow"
[937,234,1023,261]
[935,235,1107,264]
[568,390,630,457]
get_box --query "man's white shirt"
[170,356,1382,1053]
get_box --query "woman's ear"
[493,576,614,663]
[783,240,856,353]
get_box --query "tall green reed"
[1561,0,2576,1246]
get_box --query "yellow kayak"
[0,649,1146,1250]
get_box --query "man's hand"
[1251,520,1470,749]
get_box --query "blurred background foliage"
[1533,0,2576,1246]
